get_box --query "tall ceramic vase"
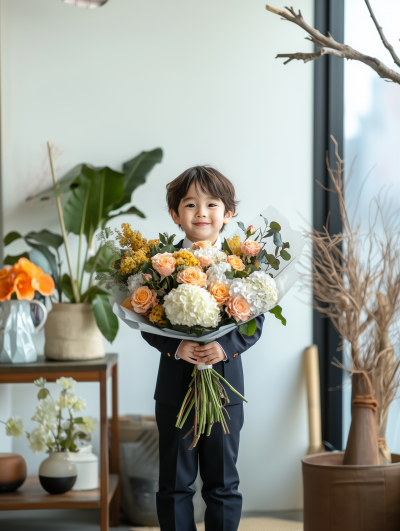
[0,300,47,364]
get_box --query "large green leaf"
[4,231,22,246]
[26,164,83,201]
[269,305,286,326]
[81,285,110,303]
[63,164,124,244]
[27,242,59,283]
[25,230,64,250]
[113,148,163,210]
[92,294,119,342]
[101,205,145,229]
[84,245,119,274]
[61,273,75,302]
[4,252,30,266]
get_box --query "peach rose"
[226,255,245,271]
[208,281,230,306]
[225,296,252,322]
[198,254,213,268]
[176,266,207,287]
[241,240,261,256]
[131,286,158,314]
[151,253,176,276]
[191,240,212,250]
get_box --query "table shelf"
[0,475,119,511]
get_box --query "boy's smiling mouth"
[194,222,210,227]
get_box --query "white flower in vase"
[5,416,24,439]
[31,396,59,431]
[33,377,47,388]
[28,426,50,454]
[56,377,76,390]
[72,397,86,412]
[82,416,99,433]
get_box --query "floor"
[0,509,303,530]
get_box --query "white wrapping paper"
[111,206,305,342]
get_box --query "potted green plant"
[4,144,163,359]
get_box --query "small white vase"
[0,300,47,364]
[39,452,77,495]
[70,445,99,491]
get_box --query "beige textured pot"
[44,303,105,361]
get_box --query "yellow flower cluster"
[149,303,167,328]
[173,250,200,268]
[116,224,159,274]
[227,234,242,256]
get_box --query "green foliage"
[222,239,233,255]
[269,305,286,326]
[280,249,291,261]
[37,388,49,400]
[239,318,257,336]
[92,293,119,342]
[4,252,29,265]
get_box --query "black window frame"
[313,0,345,451]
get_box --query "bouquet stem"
[176,362,247,449]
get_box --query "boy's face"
[170,182,233,244]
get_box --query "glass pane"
[343,0,400,451]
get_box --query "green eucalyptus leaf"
[269,305,286,326]
[261,215,268,226]
[4,231,22,246]
[92,294,119,343]
[283,242,290,250]
[280,250,291,261]
[223,239,233,255]
[159,244,175,254]
[237,221,246,233]
[159,233,166,244]
[270,221,281,231]
[273,232,283,247]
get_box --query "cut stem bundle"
[175,366,247,450]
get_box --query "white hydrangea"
[28,426,50,454]
[229,270,279,315]
[206,262,232,284]
[82,416,99,433]
[73,397,87,412]
[163,284,221,328]
[31,396,59,431]
[193,248,228,265]
[127,272,145,294]
[5,415,24,439]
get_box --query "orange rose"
[176,266,207,287]
[122,297,133,311]
[151,253,176,276]
[191,240,212,250]
[131,286,158,314]
[241,240,261,257]
[227,255,245,271]
[0,267,14,302]
[225,296,252,322]
[198,254,213,268]
[208,281,230,306]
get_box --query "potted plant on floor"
[3,144,163,360]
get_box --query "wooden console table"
[0,354,120,531]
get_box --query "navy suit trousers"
[155,400,244,531]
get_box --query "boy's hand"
[176,340,201,364]
[194,342,225,365]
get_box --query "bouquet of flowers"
[97,206,303,448]
[1,376,98,453]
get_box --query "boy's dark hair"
[166,166,238,232]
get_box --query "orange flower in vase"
[0,258,55,301]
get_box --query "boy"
[141,166,265,531]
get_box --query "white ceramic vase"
[39,452,77,495]
[0,300,47,364]
[44,303,105,361]
[70,445,99,491]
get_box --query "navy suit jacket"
[141,239,265,408]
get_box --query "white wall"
[1,0,313,511]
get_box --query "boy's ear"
[223,210,234,224]
[170,209,180,225]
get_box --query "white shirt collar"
[182,235,222,250]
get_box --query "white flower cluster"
[28,426,51,454]
[5,416,24,439]
[58,393,86,412]
[127,272,145,294]
[229,271,279,315]
[56,377,76,390]
[206,262,232,284]
[31,396,59,431]
[193,248,228,265]
[163,284,221,328]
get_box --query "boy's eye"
[185,203,196,208]
[208,203,218,207]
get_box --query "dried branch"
[265,3,400,85]
[302,136,400,420]
[364,0,400,68]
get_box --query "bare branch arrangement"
[302,136,400,464]
[265,2,400,86]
